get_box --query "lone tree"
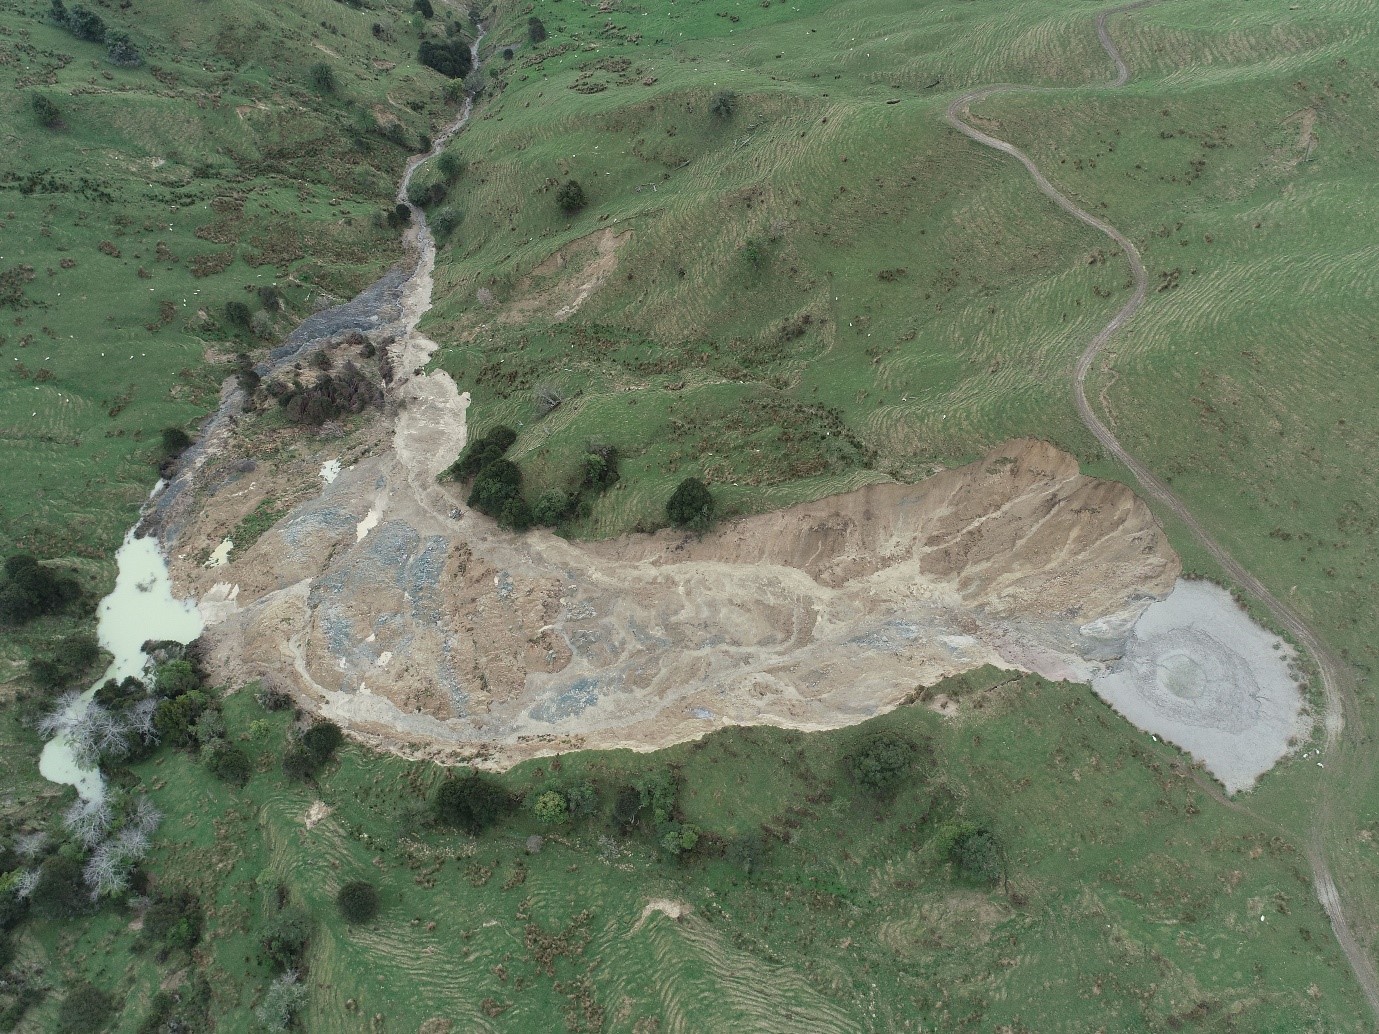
[847,730,919,796]
[308,62,337,94]
[336,880,380,924]
[555,179,586,214]
[31,93,62,129]
[203,739,252,787]
[223,300,251,329]
[665,477,714,532]
[527,16,547,43]
[434,772,509,834]
[159,426,192,466]
[105,31,142,67]
[413,0,434,16]
[301,720,343,766]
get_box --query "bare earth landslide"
[175,434,1180,769]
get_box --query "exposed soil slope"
[178,437,1178,768]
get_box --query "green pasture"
[10,671,1370,1031]
[4,0,1379,1025]
[0,0,472,571]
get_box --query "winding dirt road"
[945,0,1379,1016]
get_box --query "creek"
[37,30,486,800]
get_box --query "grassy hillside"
[14,671,1371,1031]
[422,0,1146,536]
[0,0,474,572]
[5,0,1379,1027]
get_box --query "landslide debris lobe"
[175,436,1181,767]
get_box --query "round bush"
[302,720,343,765]
[434,773,508,834]
[532,790,568,826]
[56,981,114,1034]
[666,477,715,532]
[555,179,586,214]
[847,731,918,796]
[336,881,380,925]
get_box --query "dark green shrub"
[434,773,508,834]
[0,554,80,625]
[555,180,586,214]
[563,779,599,818]
[301,720,343,766]
[414,0,434,16]
[637,768,678,825]
[60,3,106,41]
[847,730,918,796]
[142,889,203,952]
[527,16,547,43]
[56,981,114,1034]
[437,150,465,181]
[336,881,379,924]
[665,477,714,532]
[612,784,642,830]
[203,740,251,787]
[105,32,142,67]
[31,634,102,691]
[503,46,514,60]
[223,300,251,329]
[280,742,316,781]
[943,822,1006,885]
[445,424,517,481]
[308,62,336,94]
[159,426,192,462]
[31,94,62,129]
[431,207,463,240]
[257,904,311,971]
[153,659,200,698]
[532,490,570,527]
[710,90,737,119]
[153,691,209,748]
[419,38,473,79]
[31,855,90,920]
[94,675,147,709]
[499,496,533,531]
[580,446,619,493]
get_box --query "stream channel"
[37,31,485,801]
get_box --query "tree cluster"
[419,37,473,79]
[264,357,381,426]
[49,0,142,65]
[281,720,343,781]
